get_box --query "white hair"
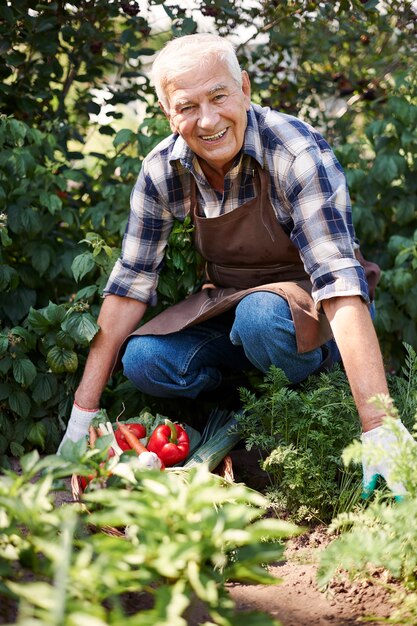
[151,33,242,110]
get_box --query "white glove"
[57,403,99,454]
[361,420,414,498]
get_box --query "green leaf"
[43,301,67,325]
[87,101,101,115]
[71,251,96,282]
[0,228,12,247]
[0,334,8,355]
[74,285,98,301]
[371,154,405,183]
[9,389,31,418]
[0,265,19,290]
[10,441,25,457]
[39,191,62,214]
[31,372,58,404]
[0,355,12,375]
[395,198,417,226]
[0,382,9,400]
[20,449,41,473]
[61,312,99,345]
[6,581,54,609]
[55,329,75,350]
[8,119,27,143]
[57,436,88,462]
[0,286,36,324]
[21,207,42,235]
[27,307,51,333]
[47,346,78,373]
[173,17,197,36]
[27,421,47,449]
[363,0,379,9]
[13,357,37,387]
[113,128,134,147]
[31,245,52,274]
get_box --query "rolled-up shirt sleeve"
[283,141,369,309]
[103,161,173,306]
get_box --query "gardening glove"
[361,420,414,499]
[57,402,99,455]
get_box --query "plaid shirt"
[104,104,368,308]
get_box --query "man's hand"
[361,420,414,499]
[57,403,99,454]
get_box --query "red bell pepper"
[147,419,190,467]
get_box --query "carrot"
[116,418,148,455]
[89,425,98,449]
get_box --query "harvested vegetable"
[183,414,240,471]
[116,418,164,470]
[88,425,98,449]
[116,419,148,455]
[97,422,124,459]
[115,423,146,451]
[147,419,190,467]
[137,450,164,470]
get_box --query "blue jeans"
[122,291,342,399]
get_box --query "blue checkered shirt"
[104,104,368,309]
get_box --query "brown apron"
[131,165,335,354]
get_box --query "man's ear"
[158,100,169,117]
[241,70,251,110]
[159,100,177,134]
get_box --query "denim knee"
[121,332,223,399]
[231,291,293,348]
[230,291,322,382]
[122,336,162,394]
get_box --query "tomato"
[79,457,112,490]
[80,474,94,490]
[115,423,146,451]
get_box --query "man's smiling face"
[163,59,251,178]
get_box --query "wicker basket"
[71,454,234,537]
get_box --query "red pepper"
[147,419,190,467]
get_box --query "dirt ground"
[228,526,395,626]
[225,449,396,626]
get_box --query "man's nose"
[198,103,219,129]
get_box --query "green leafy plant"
[237,365,362,523]
[0,448,299,625]
[237,345,417,523]
[335,74,417,368]
[317,396,417,625]
[0,300,99,458]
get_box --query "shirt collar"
[169,104,264,173]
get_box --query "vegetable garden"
[1,1,417,624]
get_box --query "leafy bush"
[0,113,202,458]
[334,74,417,368]
[0,449,299,625]
[236,346,417,523]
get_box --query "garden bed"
[52,453,396,626]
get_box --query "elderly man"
[59,33,410,497]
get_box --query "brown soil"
[228,526,395,626]
[224,448,397,626]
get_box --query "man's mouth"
[201,128,227,141]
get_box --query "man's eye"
[214,94,227,102]
[180,105,194,113]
